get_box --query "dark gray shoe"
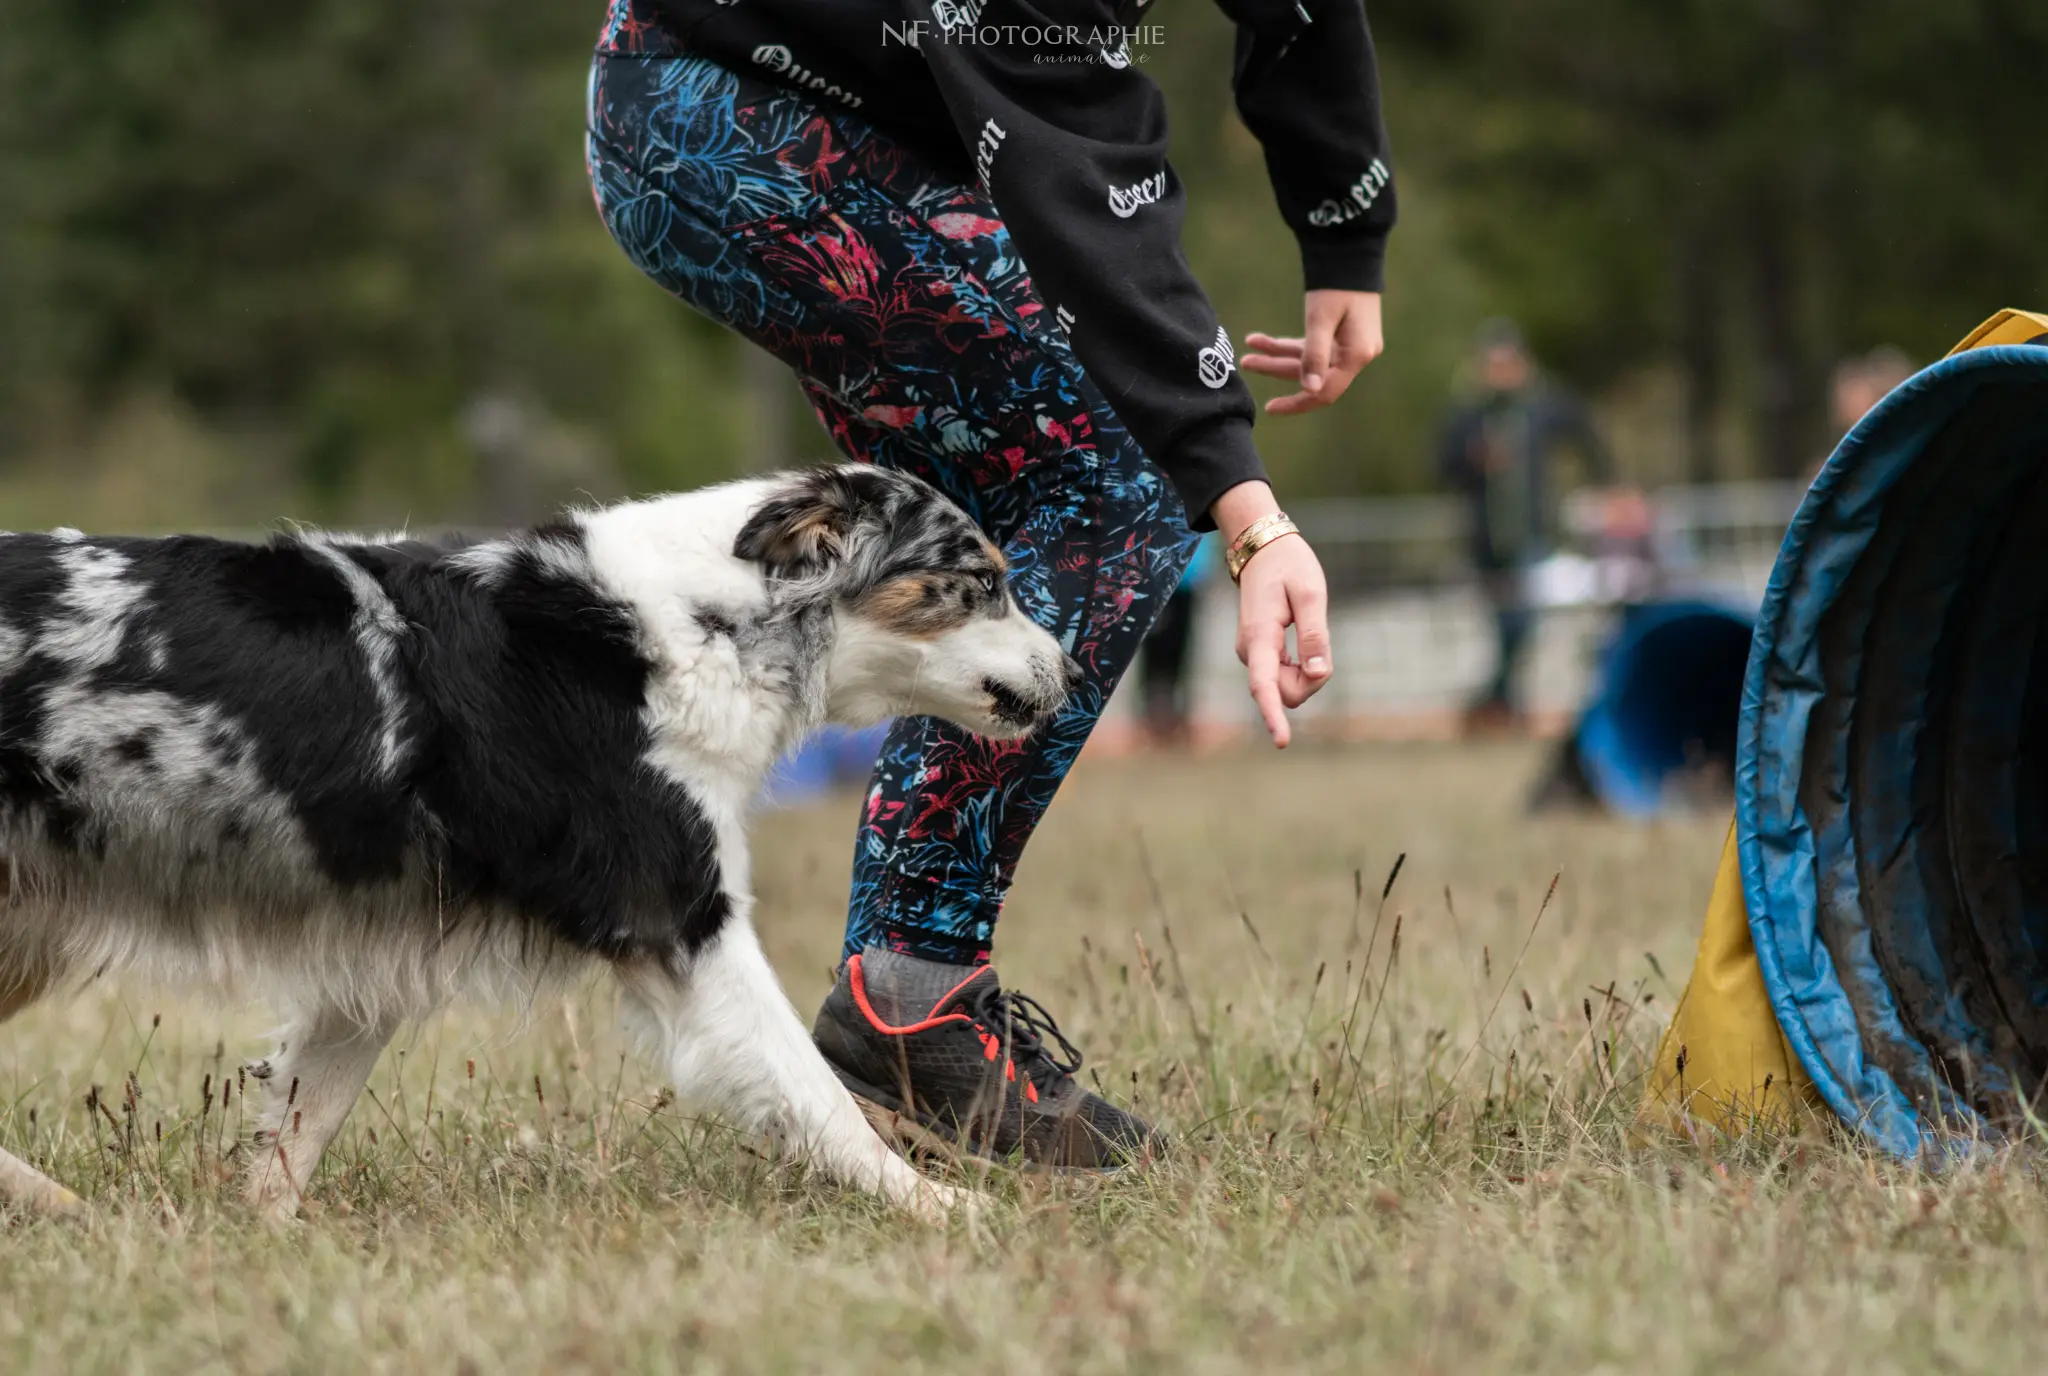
[812,947,1156,1171]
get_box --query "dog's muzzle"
[983,654,1082,729]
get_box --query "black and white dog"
[0,465,1076,1221]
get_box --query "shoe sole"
[849,1091,970,1165]
[832,1066,1135,1177]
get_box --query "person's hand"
[1242,290,1384,417]
[1211,481,1332,748]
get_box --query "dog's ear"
[733,469,866,579]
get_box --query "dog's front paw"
[909,1178,983,1228]
[241,1138,306,1225]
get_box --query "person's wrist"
[1209,480,1281,544]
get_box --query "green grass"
[4,740,2044,1373]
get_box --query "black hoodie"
[626,0,1395,526]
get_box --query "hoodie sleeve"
[903,0,1262,528]
[1228,0,1397,293]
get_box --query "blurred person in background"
[1136,534,1219,748]
[1802,347,1913,484]
[1830,346,1916,438]
[1587,486,1660,604]
[1438,319,1610,731]
[588,0,1393,1167]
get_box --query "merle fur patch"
[0,521,729,962]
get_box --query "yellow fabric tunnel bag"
[1641,823,1823,1139]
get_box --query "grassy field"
[3,739,2045,1374]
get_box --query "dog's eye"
[978,572,998,597]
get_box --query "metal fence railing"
[1294,478,1808,600]
[1108,479,1812,736]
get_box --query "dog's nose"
[1061,653,1085,693]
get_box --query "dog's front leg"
[616,923,973,1224]
[242,1006,395,1223]
[0,968,87,1220]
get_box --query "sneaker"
[812,947,1155,1171]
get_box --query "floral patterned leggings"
[587,44,1197,966]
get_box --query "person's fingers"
[1264,389,1332,417]
[1243,332,1304,358]
[1242,332,1304,382]
[1276,664,1328,705]
[1298,362,1360,408]
[1250,305,1367,413]
[1293,304,1374,409]
[1336,306,1381,369]
[1244,623,1290,748]
[1240,353,1303,380]
[1253,678,1290,747]
[1301,306,1336,398]
[1277,578,1333,708]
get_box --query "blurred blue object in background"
[1563,599,1754,818]
[765,724,890,807]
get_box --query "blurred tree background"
[1,0,2043,531]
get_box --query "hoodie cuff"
[1166,416,1268,532]
[1300,232,1388,294]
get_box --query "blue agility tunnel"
[1568,599,1755,818]
[1738,338,2048,1157]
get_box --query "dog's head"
[734,466,1080,738]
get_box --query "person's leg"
[1140,585,1197,744]
[1495,601,1535,715]
[765,137,1198,966]
[588,50,1197,966]
[1473,572,1532,717]
[833,402,1193,963]
[589,49,1193,1166]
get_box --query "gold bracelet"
[1225,512,1300,583]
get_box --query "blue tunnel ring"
[1739,344,2048,1157]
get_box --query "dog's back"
[0,523,729,1015]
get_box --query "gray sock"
[855,946,993,1023]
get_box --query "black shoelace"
[966,983,1084,1079]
